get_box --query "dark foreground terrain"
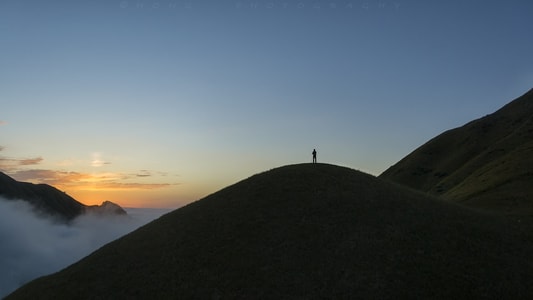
[8,164,533,299]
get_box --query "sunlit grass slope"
[8,164,533,299]
[380,88,533,214]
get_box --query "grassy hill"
[380,88,533,214]
[8,164,533,299]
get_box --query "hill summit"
[380,88,533,214]
[8,164,533,299]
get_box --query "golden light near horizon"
[53,171,180,201]
[66,187,186,208]
[0,154,184,207]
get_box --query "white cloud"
[0,197,171,298]
[91,152,111,167]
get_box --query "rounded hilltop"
[8,163,533,299]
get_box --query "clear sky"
[1,0,532,208]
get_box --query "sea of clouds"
[0,197,172,298]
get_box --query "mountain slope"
[0,172,85,220]
[380,89,533,214]
[8,164,533,299]
[0,172,126,221]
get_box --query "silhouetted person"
[312,149,317,163]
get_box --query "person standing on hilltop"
[312,149,317,163]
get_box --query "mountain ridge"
[380,88,533,214]
[8,164,533,299]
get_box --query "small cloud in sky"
[0,156,44,172]
[0,120,6,126]
[9,169,178,192]
[91,152,111,167]
[10,169,85,185]
[18,157,43,166]
[136,170,151,177]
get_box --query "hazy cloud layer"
[0,156,43,171]
[0,197,171,298]
[6,169,178,191]
[17,157,44,166]
[136,169,152,177]
[0,150,177,193]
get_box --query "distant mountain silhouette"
[380,88,533,214]
[86,200,127,216]
[8,164,533,299]
[0,172,126,221]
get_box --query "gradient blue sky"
[1,0,532,207]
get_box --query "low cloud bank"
[0,197,171,298]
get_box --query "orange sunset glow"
[0,159,187,207]
[0,148,256,208]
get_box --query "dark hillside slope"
[380,89,533,214]
[8,164,533,299]
[0,171,85,220]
